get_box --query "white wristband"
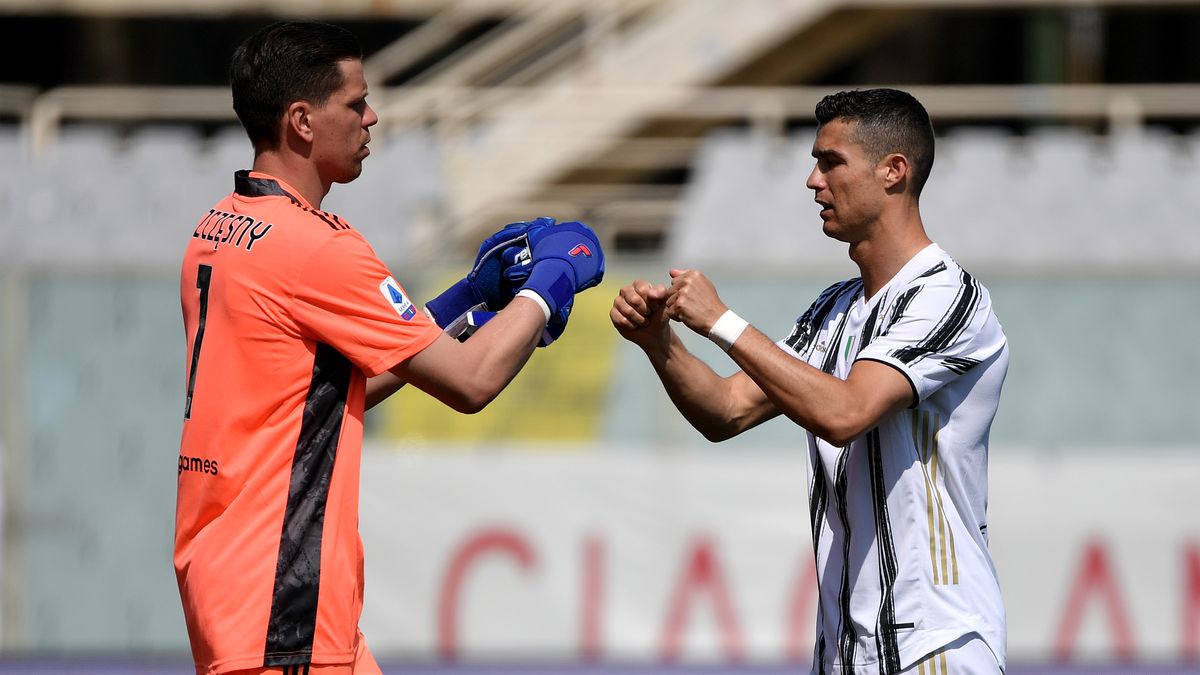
[516,288,552,323]
[708,309,749,351]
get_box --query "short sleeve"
[290,230,443,377]
[855,273,1006,404]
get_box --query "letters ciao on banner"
[358,447,1200,665]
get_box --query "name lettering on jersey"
[379,277,418,320]
[193,209,274,252]
[178,454,219,476]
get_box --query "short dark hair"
[814,88,935,197]
[230,21,363,151]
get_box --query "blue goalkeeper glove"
[460,221,604,346]
[459,300,571,347]
[519,220,604,314]
[519,220,604,345]
[425,217,555,337]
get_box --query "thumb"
[669,268,688,279]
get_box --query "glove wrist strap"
[520,259,575,316]
[426,278,487,338]
[516,288,552,323]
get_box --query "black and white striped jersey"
[777,244,1008,675]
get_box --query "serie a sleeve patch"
[379,276,418,320]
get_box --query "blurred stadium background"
[2,0,1200,673]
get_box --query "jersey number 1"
[184,264,212,420]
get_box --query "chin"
[821,221,845,241]
[334,165,364,184]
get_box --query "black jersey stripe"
[927,271,981,352]
[810,457,829,557]
[877,263,940,340]
[785,279,863,357]
[917,261,947,279]
[815,633,826,674]
[783,281,841,353]
[890,270,980,366]
[833,447,856,673]
[821,311,852,374]
[809,457,829,674]
[926,271,981,354]
[886,286,922,333]
[891,277,968,364]
[868,429,902,674]
[943,355,982,375]
[263,343,352,667]
[856,296,883,352]
[818,279,864,374]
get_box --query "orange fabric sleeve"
[290,230,442,377]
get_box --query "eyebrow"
[812,148,845,161]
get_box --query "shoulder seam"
[297,203,348,231]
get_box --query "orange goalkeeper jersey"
[176,170,442,674]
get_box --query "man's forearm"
[725,327,911,446]
[643,330,759,442]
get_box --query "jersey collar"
[863,243,944,307]
[233,170,314,209]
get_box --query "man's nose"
[805,166,823,191]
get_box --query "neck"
[849,206,932,298]
[251,151,330,209]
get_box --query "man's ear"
[286,101,314,143]
[881,152,909,190]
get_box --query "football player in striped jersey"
[612,88,1008,675]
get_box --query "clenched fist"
[664,269,727,337]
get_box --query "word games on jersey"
[192,208,274,251]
